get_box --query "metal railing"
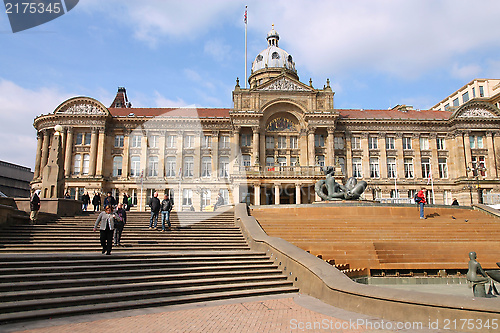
[483,193,500,205]
[236,165,324,177]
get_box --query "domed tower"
[248,25,299,88]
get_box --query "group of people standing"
[148,192,174,232]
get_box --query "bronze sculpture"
[315,166,367,201]
[466,251,490,297]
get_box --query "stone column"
[454,131,467,178]
[211,131,219,180]
[395,133,404,180]
[274,183,280,205]
[254,183,261,206]
[34,131,43,179]
[299,129,308,167]
[327,127,334,166]
[233,183,240,205]
[463,131,472,177]
[95,128,105,177]
[63,128,73,177]
[41,129,50,170]
[194,132,202,178]
[486,131,496,178]
[122,130,130,178]
[158,131,166,178]
[412,134,422,178]
[494,132,500,178]
[231,126,241,174]
[295,184,301,204]
[252,126,259,166]
[345,133,352,178]
[361,133,370,179]
[260,129,266,168]
[308,127,316,166]
[378,133,387,179]
[429,133,439,180]
[141,133,148,177]
[89,128,98,177]
[176,131,184,179]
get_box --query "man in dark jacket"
[103,191,117,208]
[92,192,101,212]
[148,192,161,229]
[30,189,41,225]
[81,192,90,211]
[113,203,127,246]
[161,194,174,231]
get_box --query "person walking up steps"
[415,187,427,219]
[161,194,174,232]
[148,192,161,230]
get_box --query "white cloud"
[204,38,233,62]
[0,79,73,169]
[153,91,188,108]
[451,63,482,80]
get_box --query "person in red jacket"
[416,187,426,219]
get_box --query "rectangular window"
[453,98,459,107]
[82,154,90,175]
[444,103,450,111]
[290,156,298,166]
[420,137,429,150]
[201,189,211,209]
[112,156,122,177]
[438,158,448,178]
[471,156,486,176]
[436,137,446,150]
[221,189,229,206]
[351,136,361,149]
[338,157,345,175]
[148,156,158,177]
[149,135,159,148]
[290,136,298,149]
[278,156,287,167]
[73,155,81,175]
[277,136,287,149]
[166,135,176,148]
[114,135,124,148]
[387,157,396,178]
[314,134,325,147]
[219,157,229,178]
[131,135,142,148]
[479,86,484,97]
[403,137,412,150]
[84,133,91,146]
[240,134,251,147]
[477,135,483,148]
[202,135,212,149]
[334,136,345,149]
[130,156,141,177]
[201,157,211,177]
[266,156,275,167]
[165,157,176,177]
[75,133,83,145]
[385,137,395,150]
[219,135,230,149]
[369,157,379,178]
[470,135,475,149]
[368,136,378,150]
[421,158,431,179]
[265,136,275,149]
[242,154,251,167]
[462,91,469,103]
[352,157,362,178]
[404,158,414,178]
[182,189,193,206]
[184,135,194,149]
[183,156,194,177]
[472,87,476,98]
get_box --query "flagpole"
[244,6,248,89]
[429,162,435,204]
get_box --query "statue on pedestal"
[315,166,367,200]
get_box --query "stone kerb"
[14,198,82,217]
[234,203,500,333]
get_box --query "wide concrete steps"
[0,252,297,324]
[0,210,299,324]
[252,206,500,271]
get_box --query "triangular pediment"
[255,74,314,92]
[54,97,110,116]
[450,101,500,120]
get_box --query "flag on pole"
[426,170,432,185]
[244,6,247,24]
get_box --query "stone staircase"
[0,209,298,324]
[252,205,500,272]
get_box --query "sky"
[1,0,500,170]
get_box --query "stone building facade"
[31,27,500,209]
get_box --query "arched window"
[271,52,280,59]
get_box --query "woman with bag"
[93,205,115,255]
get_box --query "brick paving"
[10,297,368,333]
[7,294,457,333]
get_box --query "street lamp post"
[466,161,486,205]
